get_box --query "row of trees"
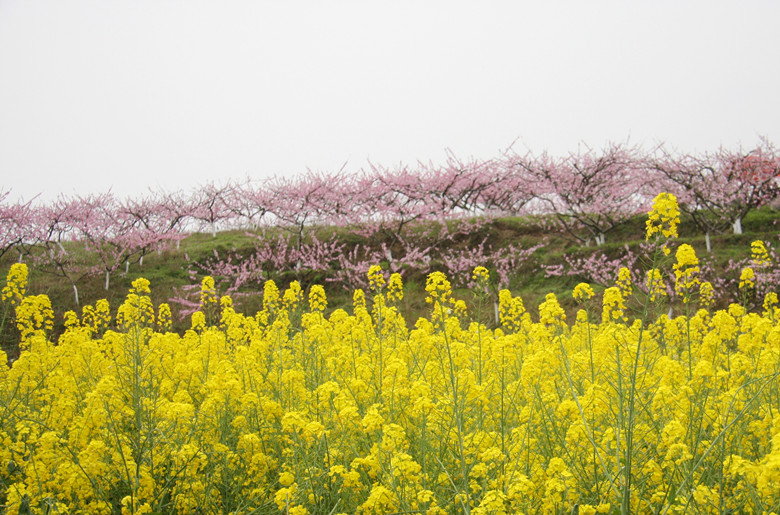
[2,140,778,304]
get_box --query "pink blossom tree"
[119,191,191,267]
[474,156,535,217]
[220,178,272,230]
[25,193,141,301]
[511,143,650,245]
[415,152,498,218]
[28,196,92,306]
[650,139,780,250]
[0,191,36,261]
[63,193,139,291]
[353,162,438,249]
[265,170,354,251]
[151,189,193,250]
[188,181,237,237]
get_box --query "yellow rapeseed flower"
[498,289,526,332]
[616,267,633,298]
[751,240,770,267]
[283,280,304,309]
[602,286,626,323]
[367,264,386,291]
[279,471,295,486]
[646,268,667,302]
[699,281,715,308]
[191,311,206,332]
[263,279,281,312]
[15,294,54,340]
[539,293,566,327]
[739,267,755,290]
[3,261,780,513]
[198,276,217,309]
[352,288,366,311]
[425,271,452,305]
[2,263,28,305]
[763,292,778,317]
[646,192,680,240]
[673,244,700,299]
[130,277,152,295]
[308,285,327,312]
[572,282,595,301]
[157,303,172,332]
[387,273,404,303]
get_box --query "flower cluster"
[498,289,527,332]
[739,267,756,290]
[1,263,27,305]
[307,284,327,312]
[673,243,700,300]
[572,282,595,302]
[645,268,667,302]
[752,240,770,267]
[367,264,386,292]
[471,266,491,297]
[387,273,404,303]
[601,286,626,323]
[14,294,53,342]
[645,192,681,240]
[616,266,633,298]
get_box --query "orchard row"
[1,141,778,306]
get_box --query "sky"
[1,1,779,203]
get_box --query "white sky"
[1,1,779,202]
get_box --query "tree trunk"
[139,254,144,266]
[595,233,606,246]
[494,302,499,325]
[732,218,743,235]
[72,283,80,307]
[105,271,110,291]
[705,232,712,253]
[125,260,130,274]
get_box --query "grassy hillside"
[1,207,778,359]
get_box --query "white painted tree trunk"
[139,254,144,266]
[176,239,181,251]
[105,271,110,291]
[595,233,606,246]
[72,284,80,307]
[732,218,743,235]
[494,302,499,325]
[705,232,712,253]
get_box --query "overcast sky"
[1,1,779,202]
